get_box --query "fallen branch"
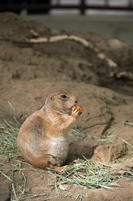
[27,32,117,68]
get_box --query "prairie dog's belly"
[48,135,69,166]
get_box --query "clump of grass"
[48,159,115,189]
[124,121,133,127]
[0,102,20,158]
[69,128,114,144]
[0,119,20,158]
[69,129,88,138]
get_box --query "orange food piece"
[72,105,82,113]
[72,105,76,111]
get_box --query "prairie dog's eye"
[61,94,67,98]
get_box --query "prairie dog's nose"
[71,95,78,105]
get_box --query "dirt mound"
[0,13,133,201]
[0,12,50,41]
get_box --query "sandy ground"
[0,12,133,201]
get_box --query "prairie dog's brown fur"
[17,90,82,170]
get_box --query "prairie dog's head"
[45,90,78,114]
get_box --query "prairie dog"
[17,90,82,170]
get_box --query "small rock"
[108,39,127,50]
[124,158,133,168]
[93,140,127,163]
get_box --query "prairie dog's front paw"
[72,105,82,118]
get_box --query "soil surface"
[0,12,133,201]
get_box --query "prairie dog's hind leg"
[33,155,66,171]
[48,163,66,171]
[39,154,66,171]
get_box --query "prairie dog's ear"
[50,95,53,101]
[45,94,55,104]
